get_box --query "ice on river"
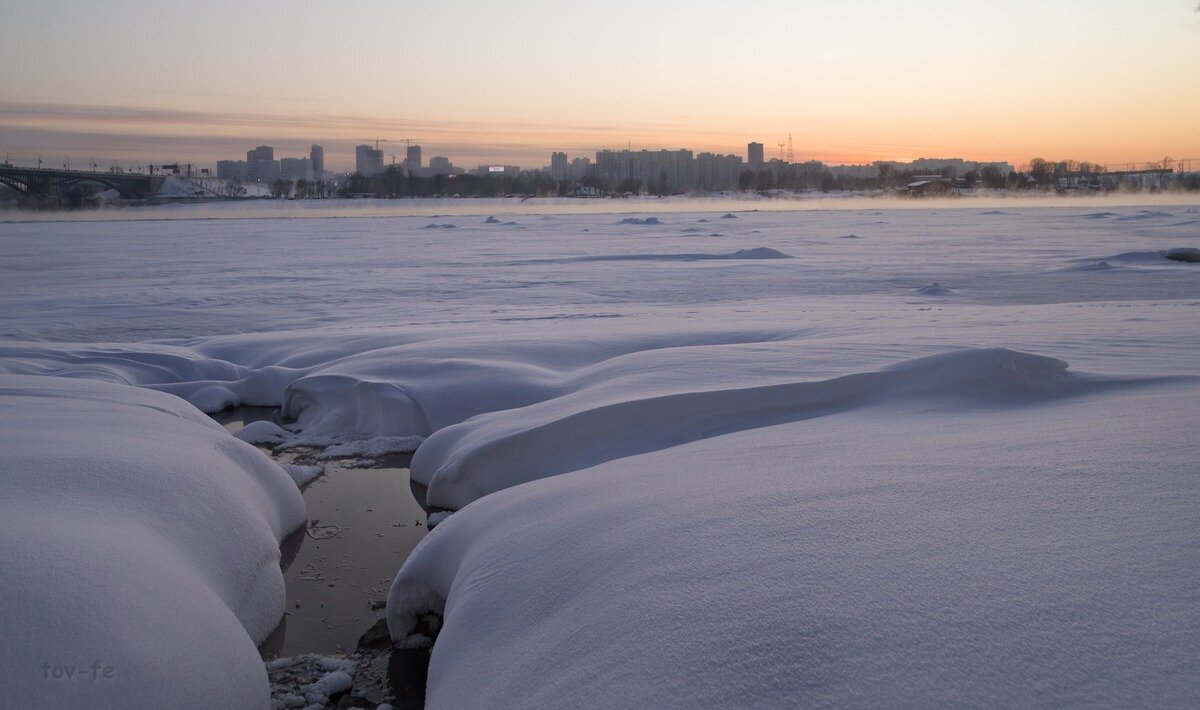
[1,199,1198,707]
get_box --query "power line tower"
[776,142,785,161]
[786,134,794,164]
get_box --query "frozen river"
[2,198,1198,707]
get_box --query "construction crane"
[360,138,388,150]
[776,142,785,161]
[389,154,399,166]
[786,134,794,164]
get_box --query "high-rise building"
[247,146,274,163]
[696,153,744,191]
[280,157,311,182]
[406,144,422,168]
[256,159,281,183]
[595,149,694,192]
[355,144,384,175]
[217,160,250,181]
[569,157,591,181]
[747,142,764,170]
[310,145,324,177]
[429,156,452,174]
[550,152,568,180]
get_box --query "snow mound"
[483,216,501,223]
[408,348,1164,510]
[281,462,325,486]
[979,210,1010,215]
[681,226,704,233]
[235,419,290,445]
[1058,260,1116,272]
[0,375,304,708]
[387,369,1200,707]
[423,223,456,229]
[1090,250,1196,266]
[617,217,662,225]
[838,233,863,239]
[274,330,787,446]
[1163,247,1200,263]
[156,175,208,197]
[728,246,791,259]
[720,212,738,219]
[427,511,453,528]
[1078,211,1117,218]
[913,281,957,296]
[0,341,308,414]
[1116,210,1173,221]
[547,247,792,263]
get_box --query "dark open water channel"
[213,407,431,708]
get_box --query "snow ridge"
[410,348,1178,510]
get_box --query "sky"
[1,0,1199,171]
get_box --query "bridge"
[0,166,165,199]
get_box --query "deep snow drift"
[0,375,304,708]
[1,201,1199,707]
[404,348,1178,510]
[388,376,1200,707]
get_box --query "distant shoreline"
[3,190,1198,224]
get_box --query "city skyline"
[2,1,1199,170]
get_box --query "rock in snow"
[1163,247,1200,263]
[0,375,304,708]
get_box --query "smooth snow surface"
[0,376,304,708]
[390,377,1199,707]
[2,201,1199,707]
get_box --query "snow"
[388,376,1200,707]
[235,419,291,445]
[2,199,1199,706]
[315,435,425,460]
[0,375,305,708]
[405,347,1181,510]
[280,462,325,486]
[89,188,121,203]
[912,280,957,295]
[156,174,211,197]
[266,654,356,708]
